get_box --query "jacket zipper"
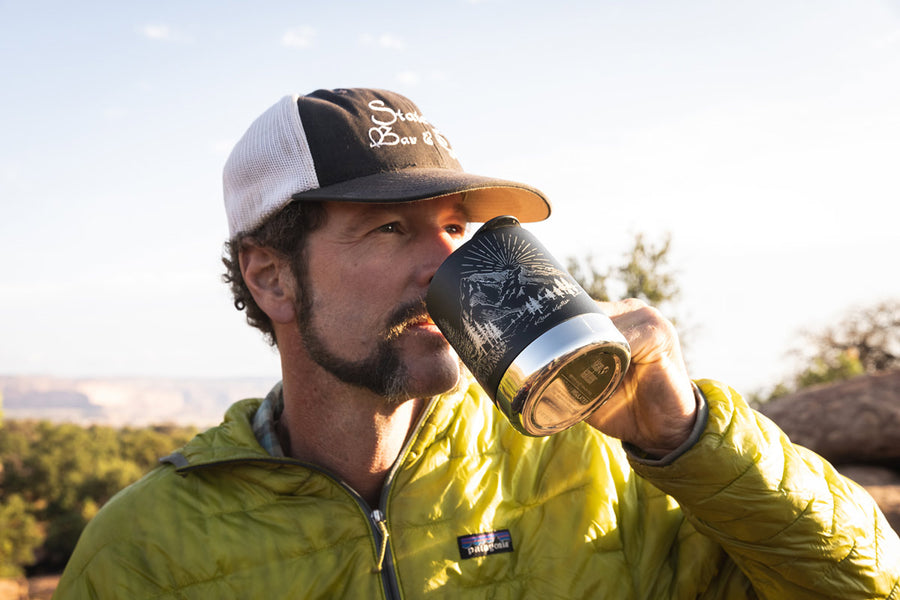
[368,396,438,600]
[372,509,390,571]
[370,508,401,599]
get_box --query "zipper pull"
[371,509,390,573]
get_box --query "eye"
[445,223,467,237]
[376,222,401,234]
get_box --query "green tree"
[566,253,611,302]
[753,299,899,404]
[798,299,900,375]
[618,232,679,306]
[0,493,44,578]
[794,350,865,390]
[567,231,681,319]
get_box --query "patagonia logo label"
[457,529,514,560]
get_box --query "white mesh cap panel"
[223,95,319,237]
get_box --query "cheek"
[307,266,392,329]
[339,255,410,300]
[314,251,386,288]
[306,245,414,319]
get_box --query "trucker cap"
[223,88,551,236]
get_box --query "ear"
[239,242,297,325]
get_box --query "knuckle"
[621,297,648,309]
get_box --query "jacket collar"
[160,376,479,472]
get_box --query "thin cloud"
[138,24,192,43]
[282,26,316,48]
[141,24,171,40]
[360,33,407,50]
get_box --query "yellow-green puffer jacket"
[54,380,899,599]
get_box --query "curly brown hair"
[222,201,327,346]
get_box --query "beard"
[296,296,457,404]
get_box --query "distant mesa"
[0,375,276,427]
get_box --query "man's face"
[293,195,469,403]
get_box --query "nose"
[420,229,460,287]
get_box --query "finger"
[609,303,680,363]
[597,298,647,318]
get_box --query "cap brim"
[291,167,551,223]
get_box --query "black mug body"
[426,216,631,436]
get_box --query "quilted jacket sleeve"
[630,379,900,599]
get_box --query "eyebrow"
[453,200,472,223]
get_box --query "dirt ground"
[25,577,57,600]
[0,575,57,600]
[869,485,900,532]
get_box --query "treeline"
[749,298,900,404]
[0,420,197,577]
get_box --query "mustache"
[384,299,432,340]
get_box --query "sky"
[2,0,899,396]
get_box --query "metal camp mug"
[426,215,631,437]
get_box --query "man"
[54,88,899,598]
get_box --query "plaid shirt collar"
[251,382,286,457]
